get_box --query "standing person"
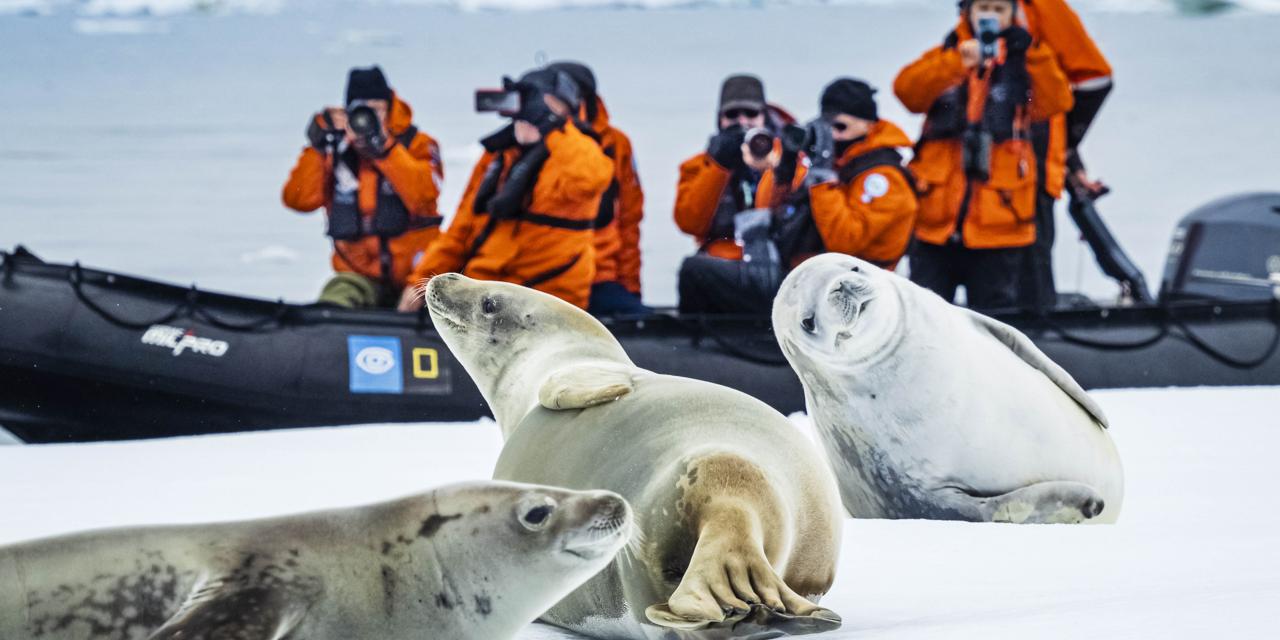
[397,67,613,311]
[894,0,1073,309]
[283,66,444,308]
[772,79,919,270]
[548,61,650,317]
[675,74,797,313]
[1016,0,1114,310]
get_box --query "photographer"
[282,66,444,308]
[675,74,800,313]
[774,79,919,270]
[893,0,1073,309]
[397,67,613,311]
[673,74,796,262]
[547,61,651,317]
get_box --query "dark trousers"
[909,241,1029,310]
[1016,191,1059,311]
[678,254,780,315]
[588,281,653,317]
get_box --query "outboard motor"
[1160,192,1280,303]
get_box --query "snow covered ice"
[2,387,1279,638]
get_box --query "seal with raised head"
[0,481,631,640]
[772,253,1124,524]
[426,273,844,639]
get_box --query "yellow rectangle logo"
[412,348,439,379]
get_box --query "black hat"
[515,67,582,110]
[821,78,879,122]
[719,74,766,114]
[346,66,391,105]
[548,61,597,105]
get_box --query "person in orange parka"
[397,68,614,311]
[776,79,919,270]
[283,66,443,308]
[674,74,796,263]
[548,61,651,317]
[894,0,1073,309]
[1016,0,1115,310]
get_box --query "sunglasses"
[721,108,762,120]
[830,121,850,132]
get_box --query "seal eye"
[801,315,816,334]
[481,297,498,315]
[517,496,558,531]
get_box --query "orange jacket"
[1022,0,1112,198]
[895,24,1073,249]
[408,121,614,309]
[674,149,792,261]
[281,94,443,289]
[805,120,919,268]
[584,99,645,294]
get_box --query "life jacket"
[772,147,916,269]
[325,125,440,242]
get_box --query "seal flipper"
[148,576,310,640]
[939,481,1106,524]
[538,364,634,410]
[964,310,1109,428]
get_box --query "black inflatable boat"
[2,193,1278,444]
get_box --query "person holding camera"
[282,66,444,308]
[674,74,801,313]
[547,61,650,317]
[894,0,1073,309]
[397,67,613,311]
[772,79,919,270]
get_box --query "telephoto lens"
[346,102,380,137]
[977,16,1000,61]
[744,128,775,160]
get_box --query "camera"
[475,89,521,116]
[346,100,381,139]
[744,128,775,160]
[976,15,1001,62]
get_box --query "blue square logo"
[348,335,403,394]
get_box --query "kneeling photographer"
[282,66,444,308]
[397,67,613,311]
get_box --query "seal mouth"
[562,524,628,560]
[424,275,469,332]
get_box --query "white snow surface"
[2,386,1279,638]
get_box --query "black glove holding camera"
[307,112,340,151]
[707,125,746,170]
[1000,25,1033,59]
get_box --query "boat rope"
[67,263,287,333]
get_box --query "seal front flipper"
[148,575,313,640]
[964,309,1109,429]
[538,364,635,410]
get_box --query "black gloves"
[1001,25,1033,57]
[707,125,746,170]
[480,124,518,153]
[306,112,337,151]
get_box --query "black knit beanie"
[346,66,392,105]
[820,78,879,122]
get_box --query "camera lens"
[347,105,378,136]
[745,128,774,159]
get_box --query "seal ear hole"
[801,315,816,334]
[481,297,499,315]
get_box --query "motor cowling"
[1160,192,1280,303]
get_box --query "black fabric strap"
[837,147,917,194]
[519,211,594,231]
[523,253,583,288]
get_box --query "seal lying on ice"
[426,272,845,638]
[0,481,631,640]
[772,253,1123,524]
